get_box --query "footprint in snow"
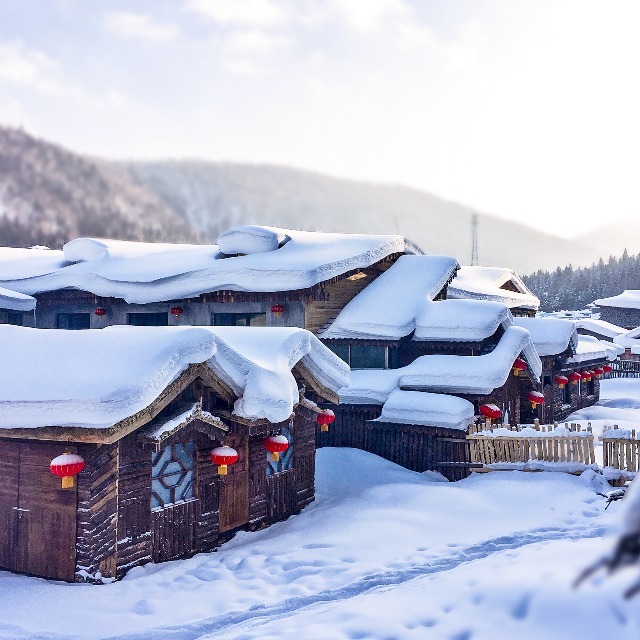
[132,599,155,616]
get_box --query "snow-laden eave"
[0,286,36,311]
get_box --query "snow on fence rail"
[468,421,596,471]
[601,426,640,475]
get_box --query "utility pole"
[471,214,479,266]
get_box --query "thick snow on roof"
[512,317,577,357]
[0,227,417,303]
[375,389,475,430]
[340,326,541,404]
[321,255,459,340]
[0,325,349,429]
[613,326,640,347]
[0,246,67,281]
[574,318,626,339]
[321,255,513,342]
[448,266,540,310]
[567,335,621,363]
[594,290,640,310]
[0,286,36,311]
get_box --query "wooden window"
[267,423,294,476]
[151,442,195,510]
[212,312,266,327]
[326,343,388,369]
[128,312,169,326]
[326,343,349,365]
[56,313,90,330]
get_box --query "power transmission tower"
[471,214,479,266]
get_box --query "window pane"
[57,313,90,330]
[128,313,168,326]
[248,313,266,327]
[213,312,266,327]
[350,344,386,369]
[151,442,195,508]
[388,346,400,369]
[326,343,350,365]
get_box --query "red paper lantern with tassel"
[210,446,238,475]
[264,435,289,461]
[50,453,85,489]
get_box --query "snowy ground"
[2,380,640,639]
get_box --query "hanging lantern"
[94,307,106,317]
[593,367,604,379]
[264,435,289,461]
[170,305,184,317]
[317,409,335,432]
[528,390,545,409]
[50,453,85,489]
[479,403,501,422]
[210,445,238,476]
[581,370,592,382]
[569,371,581,385]
[554,375,568,389]
[271,304,285,318]
[603,364,613,374]
[512,358,527,377]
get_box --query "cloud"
[222,29,292,55]
[104,12,180,42]
[185,0,288,28]
[0,40,62,93]
[326,0,411,33]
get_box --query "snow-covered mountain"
[0,125,602,273]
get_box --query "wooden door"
[0,441,20,573]
[16,443,78,581]
[0,441,77,582]
[219,438,249,533]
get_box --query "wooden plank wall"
[116,434,152,579]
[195,430,221,550]
[75,443,118,581]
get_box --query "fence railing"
[609,360,640,378]
[468,422,596,468]
[601,426,640,473]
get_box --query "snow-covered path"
[2,379,640,639]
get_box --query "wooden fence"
[610,360,640,378]
[468,422,595,468]
[601,426,640,473]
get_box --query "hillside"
[0,127,199,247]
[575,218,640,258]
[119,160,601,273]
[0,125,602,273]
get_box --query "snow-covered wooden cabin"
[447,266,540,317]
[0,226,418,332]
[513,318,621,422]
[574,318,626,343]
[315,255,542,480]
[594,291,640,330]
[0,325,348,583]
[0,286,35,327]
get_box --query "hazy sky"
[1,0,639,238]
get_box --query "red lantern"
[581,370,592,382]
[603,364,613,374]
[569,371,581,385]
[170,305,184,317]
[554,375,568,389]
[94,307,106,317]
[210,446,238,476]
[593,367,604,379]
[512,358,527,377]
[264,435,289,461]
[271,304,285,318]
[50,453,85,489]
[317,409,335,432]
[480,403,501,421]
[528,390,545,409]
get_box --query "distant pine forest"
[524,249,640,312]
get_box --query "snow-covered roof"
[512,317,577,357]
[574,318,626,339]
[375,389,475,431]
[594,290,640,310]
[321,255,513,342]
[0,325,349,430]
[566,334,618,363]
[0,286,36,311]
[613,326,640,348]
[340,326,541,404]
[448,266,540,310]
[0,226,418,303]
